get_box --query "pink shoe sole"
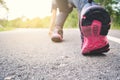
[81,20,109,54]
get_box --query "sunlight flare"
[4,0,52,20]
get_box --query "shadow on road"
[83,53,107,57]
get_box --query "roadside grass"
[0,25,120,32]
[0,27,15,32]
[111,24,120,30]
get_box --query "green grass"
[0,24,119,32]
[111,24,120,30]
[0,27,15,32]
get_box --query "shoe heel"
[91,20,101,36]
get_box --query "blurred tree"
[42,16,50,28]
[95,0,120,27]
[1,0,120,29]
[0,0,8,28]
[65,0,120,28]
[64,9,78,28]
[0,0,8,10]
[95,0,119,16]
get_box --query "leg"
[68,0,87,47]
[49,9,57,36]
[51,7,73,42]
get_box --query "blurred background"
[0,0,120,31]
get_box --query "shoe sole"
[82,44,110,55]
[51,34,63,42]
[81,6,111,35]
[81,6,111,55]
[51,37,62,42]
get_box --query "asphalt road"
[0,28,120,80]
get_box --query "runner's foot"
[51,29,63,42]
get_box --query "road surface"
[0,28,120,80]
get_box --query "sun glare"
[4,0,52,20]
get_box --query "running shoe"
[51,28,63,42]
[80,5,111,55]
